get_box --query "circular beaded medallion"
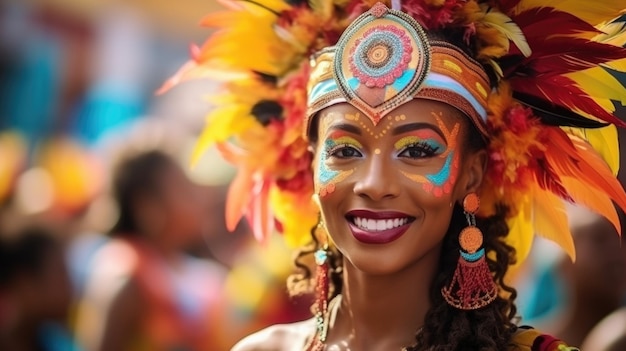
[334,2,431,124]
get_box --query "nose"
[353,154,400,201]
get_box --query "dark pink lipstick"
[346,210,414,244]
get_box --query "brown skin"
[232,99,487,350]
[76,162,206,351]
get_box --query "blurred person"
[208,234,314,349]
[75,150,226,351]
[176,175,313,349]
[519,205,626,347]
[0,224,77,351]
[580,306,626,351]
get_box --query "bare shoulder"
[231,318,315,351]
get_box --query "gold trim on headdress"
[307,37,490,137]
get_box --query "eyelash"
[398,142,441,158]
[326,143,363,159]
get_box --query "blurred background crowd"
[0,0,625,350]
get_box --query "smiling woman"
[163,0,626,350]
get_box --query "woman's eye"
[398,143,440,159]
[328,145,362,159]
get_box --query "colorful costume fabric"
[512,327,579,351]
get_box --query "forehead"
[317,99,469,133]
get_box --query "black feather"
[253,71,278,85]
[513,91,609,129]
[251,100,283,126]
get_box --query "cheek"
[401,150,460,197]
[314,152,354,198]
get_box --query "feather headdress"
[161,0,626,266]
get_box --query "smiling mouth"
[345,210,416,244]
[350,217,413,232]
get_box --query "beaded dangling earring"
[311,223,330,350]
[442,192,498,310]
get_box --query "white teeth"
[353,217,411,232]
[376,220,384,231]
[367,219,376,231]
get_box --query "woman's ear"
[463,149,488,194]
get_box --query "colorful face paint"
[400,112,460,197]
[316,129,357,197]
[393,130,446,156]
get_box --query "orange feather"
[247,180,274,244]
[531,186,576,260]
[226,168,254,232]
[542,128,626,235]
[560,176,621,236]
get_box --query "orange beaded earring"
[441,193,498,310]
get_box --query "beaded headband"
[306,3,490,137]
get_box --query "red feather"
[511,7,601,42]
[507,39,626,76]
[532,157,573,201]
[513,7,601,35]
[510,75,626,127]
[542,128,626,213]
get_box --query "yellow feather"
[531,186,576,262]
[602,57,626,71]
[565,67,626,104]
[504,197,534,268]
[595,20,626,46]
[246,0,292,13]
[217,0,292,16]
[514,0,626,26]
[200,11,297,74]
[191,106,260,165]
[479,3,531,57]
[310,0,335,20]
[562,125,620,175]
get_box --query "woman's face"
[144,164,205,249]
[313,99,485,274]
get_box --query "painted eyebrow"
[391,122,446,140]
[326,123,362,136]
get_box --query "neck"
[331,247,441,349]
